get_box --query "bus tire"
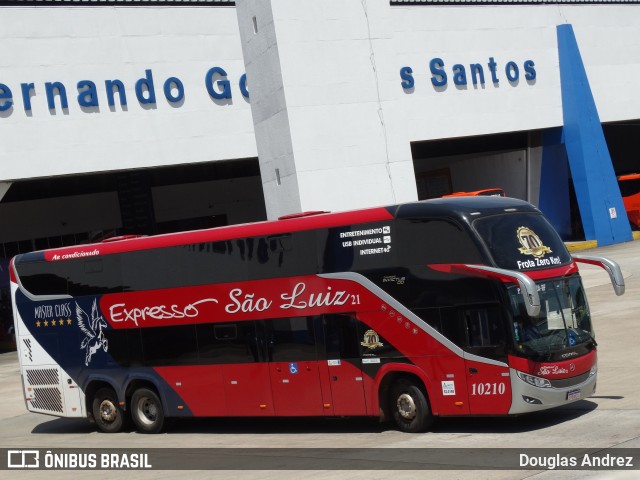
[389,378,433,433]
[131,387,165,434]
[92,387,125,433]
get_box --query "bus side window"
[141,325,199,366]
[463,307,504,348]
[214,324,237,340]
[248,231,318,280]
[322,314,360,360]
[438,306,467,347]
[395,218,483,266]
[266,316,318,362]
[197,321,262,363]
[414,308,442,333]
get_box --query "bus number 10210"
[471,382,506,396]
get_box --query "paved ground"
[1,240,639,479]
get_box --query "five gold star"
[35,318,74,328]
[36,318,73,328]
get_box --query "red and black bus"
[10,197,624,433]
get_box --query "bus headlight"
[589,365,597,376]
[516,371,551,388]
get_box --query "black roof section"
[393,196,539,221]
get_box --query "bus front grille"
[549,371,591,389]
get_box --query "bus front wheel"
[131,387,165,434]
[92,387,125,433]
[389,378,433,433]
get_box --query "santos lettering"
[400,56,536,91]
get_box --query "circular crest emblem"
[517,226,552,258]
[360,329,383,350]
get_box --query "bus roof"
[391,196,536,220]
[15,197,539,263]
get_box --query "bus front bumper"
[508,368,597,415]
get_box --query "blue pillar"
[557,24,632,245]
[539,128,572,240]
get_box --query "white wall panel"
[2,2,640,217]
[0,7,256,181]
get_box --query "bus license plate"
[567,389,581,401]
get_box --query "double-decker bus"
[10,197,624,433]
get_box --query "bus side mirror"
[572,254,625,296]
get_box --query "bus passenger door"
[266,317,325,416]
[462,307,512,415]
[216,321,275,417]
[318,314,367,416]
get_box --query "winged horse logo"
[77,300,109,366]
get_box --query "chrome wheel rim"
[396,393,417,420]
[137,397,158,426]
[99,399,117,423]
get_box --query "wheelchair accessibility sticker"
[289,363,298,374]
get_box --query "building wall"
[237,1,640,217]
[1,3,639,216]
[386,4,640,137]
[0,6,257,181]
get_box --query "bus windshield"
[473,212,572,271]
[508,276,594,358]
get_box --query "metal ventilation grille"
[31,388,64,413]
[26,368,60,386]
[23,338,33,363]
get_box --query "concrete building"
[1,0,639,341]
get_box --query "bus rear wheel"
[389,378,433,433]
[131,387,164,434]
[92,387,125,433]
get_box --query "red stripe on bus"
[508,350,596,379]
